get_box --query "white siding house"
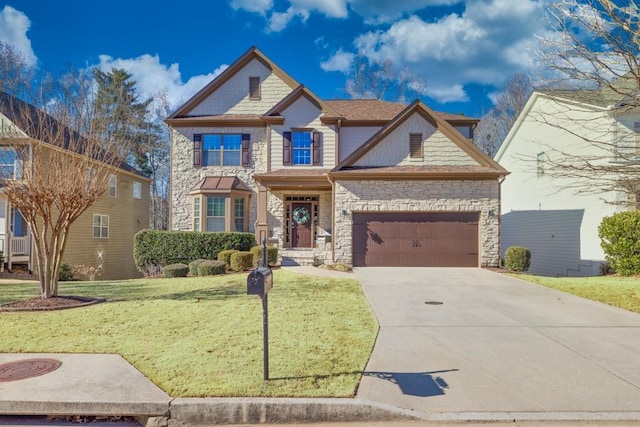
[495,91,629,276]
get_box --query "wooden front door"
[291,202,312,248]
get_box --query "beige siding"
[270,97,337,169]
[355,114,479,167]
[62,170,150,280]
[190,59,293,116]
[339,126,380,162]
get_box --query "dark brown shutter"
[283,131,292,166]
[409,133,423,159]
[241,134,250,167]
[312,131,321,165]
[193,134,202,167]
[249,77,260,99]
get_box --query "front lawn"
[0,270,378,397]
[513,274,640,314]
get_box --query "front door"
[291,202,312,248]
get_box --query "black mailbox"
[247,266,273,296]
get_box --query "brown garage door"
[352,212,479,267]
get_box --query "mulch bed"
[1,296,105,312]
[0,264,37,281]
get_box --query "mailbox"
[247,266,273,296]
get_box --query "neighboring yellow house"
[0,91,150,280]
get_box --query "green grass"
[513,274,640,314]
[0,270,378,398]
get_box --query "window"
[133,181,142,199]
[410,133,423,159]
[292,131,312,165]
[234,198,245,232]
[536,152,545,177]
[249,77,261,100]
[0,147,23,180]
[93,214,109,238]
[108,175,117,197]
[203,134,241,166]
[193,197,201,231]
[206,197,225,232]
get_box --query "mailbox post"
[246,240,272,380]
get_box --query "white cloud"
[230,0,273,16]
[350,0,461,24]
[96,54,227,109]
[268,7,305,32]
[0,5,36,65]
[321,49,354,73]
[353,0,548,103]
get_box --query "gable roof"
[0,91,147,178]
[263,85,342,123]
[333,99,507,176]
[168,46,300,119]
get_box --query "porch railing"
[11,236,28,255]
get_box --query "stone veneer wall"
[170,127,267,231]
[333,180,501,267]
[267,190,332,248]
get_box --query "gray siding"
[501,210,603,277]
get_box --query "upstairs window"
[0,147,23,180]
[409,133,423,159]
[283,131,321,166]
[193,134,250,167]
[536,152,546,177]
[249,77,261,100]
[108,175,117,197]
[133,181,142,199]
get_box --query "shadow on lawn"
[56,282,244,302]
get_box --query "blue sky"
[0,0,554,118]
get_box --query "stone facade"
[333,180,501,267]
[170,126,267,231]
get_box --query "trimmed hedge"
[599,211,640,276]
[505,246,531,272]
[230,251,253,271]
[250,245,278,267]
[163,263,189,278]
[217,250,239,265]
[197,260,227,276]
[189,259,209,276]
[134,230,255,274]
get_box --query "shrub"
[58,262,74,281]
[250,245,278,267]
[230,251,253,271]
[189,259,209,276]
[217,250,239,265]
[599,211,640,276]
[504,246,531,272]
[133,230,255,275]
[598,261,614,276]
[163,263,189,278]
[197,260,227,276]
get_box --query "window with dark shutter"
[241,134,250,167]
[409,133,423,159]
[312,131,321,165]
[193,134,202,167]
[249,77,261,100]
[283,131,292,165]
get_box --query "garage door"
[352,212,479,267]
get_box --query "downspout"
[497,175,506,268]
[168,129,174,230]
[327,173,336,264]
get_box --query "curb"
[164,398,420,426]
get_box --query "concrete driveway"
[355,267,640,421]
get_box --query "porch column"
[254,184,269,244]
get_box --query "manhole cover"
[0,358,62,382]
[424,301,443,305]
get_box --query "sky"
[0,0,556,118]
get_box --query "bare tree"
[0,42,35,100]
[344,54,427,103]
[476,72,533,156]
[0,74,128,298]
[526,0,640,205]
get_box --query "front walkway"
[355,267,640,421]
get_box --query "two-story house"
[167,47,508,267]
[495,88,637,276]
[0,91,150,280]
